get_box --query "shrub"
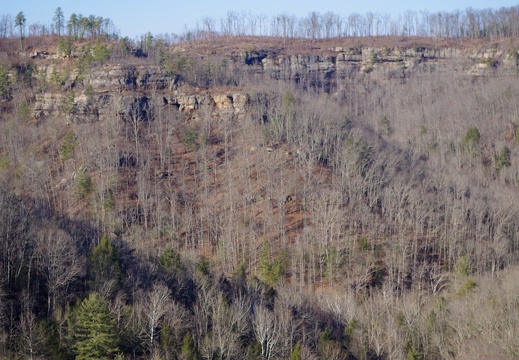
[57,36,73,57]
[17,100,30,121]
[462,127,480,150]
[258,240,288,286]
[289,342,302,360]
[362,65,374,73]
[18,63,33,87]
[103,190,114,210]
[506,48,519,61]
[59,130,77,161]
[282,90,295,109]
[76,168,93,200]
[380,116,392,136]
[0,63,10,98]
[358,235,369,251]
[495,145,511,170]
[482,57,498,67]
[84,84,94,98]
[196,255,210,275]
[182,127,198,150]
[93,41,111,63]
[0,153,9,170]
[456,278,478,297]
[50,66,63,88]
[59,90,76,116]
[455,255,471,277]
[344,318,358,341]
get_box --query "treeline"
[0,7,118,40]
[3,5,519,44]
[181,5,519,41]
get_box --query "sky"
[2,0,519,39]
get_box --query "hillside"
[2,34,519,359]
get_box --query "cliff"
[30,40,519,123]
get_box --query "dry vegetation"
[2,15,519,358]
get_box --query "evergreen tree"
[73,292,119,359]
[15,11,25,38]
[180,332,198,360]
[0,63,10,99]
[67,13,79,39]
[53,7,65,36]
[14,11,25,49]
[158,247,184,276]
[76,167,92,200]
[88,234,122,295]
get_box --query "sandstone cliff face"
[258,45,518,79]
[88,65,174,91]
[31,44,519,122]
[34,87,251,123]
[163,92,248,113]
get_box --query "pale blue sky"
[2,0,518,39]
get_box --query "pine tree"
[15,12,25,38]
[88,234,122,295]
[158,247,184,276]
[180,332,198,360]
[76,168,93,200]
[73,292,119,359]
[53,7,65,37]
[67,13,79,39]
[14,11,25,50]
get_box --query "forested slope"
[2,25,519,359]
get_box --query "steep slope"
[2,35,519,359]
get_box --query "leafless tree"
[0,14,12,38]
[18,291,39,360]
[252,303,278,359]
[136,283,173,351]
[34,227,84,317]
[199,294,248,359]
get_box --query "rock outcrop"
[34,88,252,123]
[164,92,249,114]
[88,65,174,91]
[257,45,516,80]
[31,43,519,122]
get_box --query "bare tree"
[136,283,172,352]
[18,291,39,360]
[34,227,84,317]
[0,14,13,38]
[198,293,247,359]
[252,304,278,359]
